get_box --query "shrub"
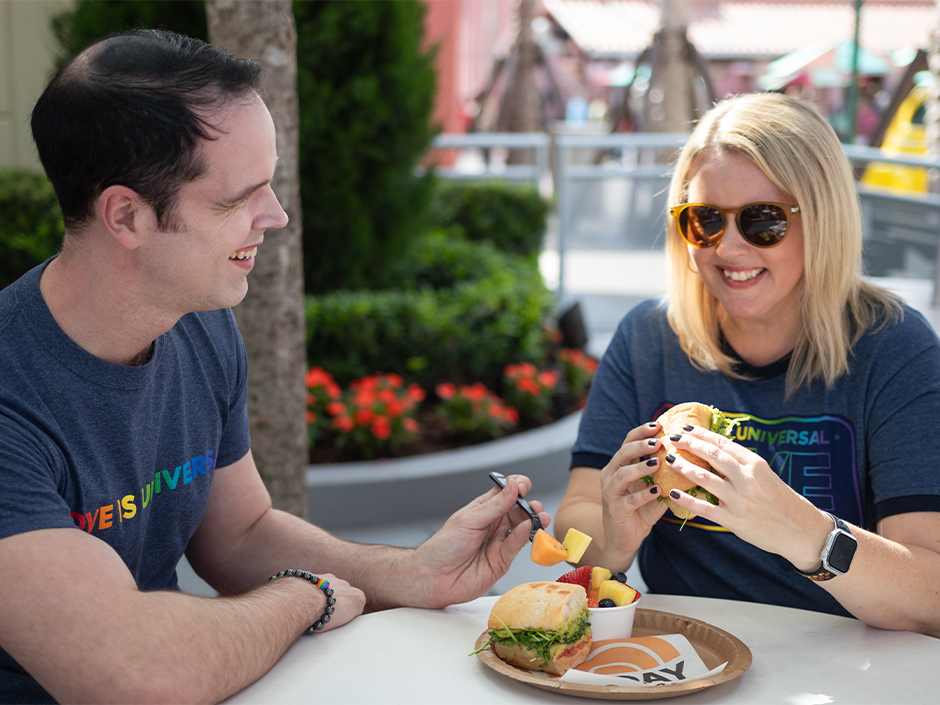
[295,1,438,293]
[558,348,600,401]
[305,237,553,390]
[426,181,550,257]
[502,363,560,424]
[435,382,518,441]
[0,171,65,289]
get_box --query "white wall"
[0,0,72,171]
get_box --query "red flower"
[505,406,520,424]
[326,401,347,417]
[306,392,314,406]
[306,410,316,424]
[333,416,354,433]
[436,382,456,400]
[386,373,404,388]
[371,416,392,440]
[538,370,559,388]
[386,399,405,417]
[462,382,487,401]
[407,384,426,402]
[403,417,419,433]
[305,367,334,388]
[355,408,374,426]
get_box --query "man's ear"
[98,185,154,250]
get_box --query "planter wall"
[307,411,581,529]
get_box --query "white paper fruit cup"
[588,593,641,641]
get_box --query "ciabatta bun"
[652,402,714,520]
[488,581,586,632]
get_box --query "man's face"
[138,91,288,314]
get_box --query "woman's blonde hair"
[665,92,901,396]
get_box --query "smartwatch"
[798,513,857,582]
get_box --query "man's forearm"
[189,507,415,610]
[0,529,325,705]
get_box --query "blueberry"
[611,572,628,584]
[598,598,616,608]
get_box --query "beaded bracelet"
[268,569,336,636]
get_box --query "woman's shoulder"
[858,303,940,363]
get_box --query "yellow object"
[590,566,612,590]
[561,528,593,563]
[599,580,638,607]
[530,529,569,566]
[861,84,928,194]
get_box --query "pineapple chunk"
[561,528,593,563]
[598,580,638,607]
[591,566,611,590]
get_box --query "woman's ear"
[98,185,153,250]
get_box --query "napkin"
[559,635,727,687]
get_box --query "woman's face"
[685,150,805,334]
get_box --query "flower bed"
[306,350,598,465]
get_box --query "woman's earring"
[687,257,700,275]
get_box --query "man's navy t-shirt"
[0,261,251,702]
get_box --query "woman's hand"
[596,422,670,564]
[661,425,829,565]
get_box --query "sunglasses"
[669,202,801,249]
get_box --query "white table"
[223,593,940,704]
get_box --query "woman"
[555,92,940,636]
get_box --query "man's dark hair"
[30,29,264,231]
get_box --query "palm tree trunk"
[205,0,309,518]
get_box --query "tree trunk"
[647,0,694,133]
[205,0,309,518]
[500,0,541,163]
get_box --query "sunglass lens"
[740,204,788,246]
[680,205,724,247]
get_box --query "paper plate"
[474,608,752,700]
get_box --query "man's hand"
[408,474,550,609]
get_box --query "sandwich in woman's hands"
[477,581,592,675]
[649,402,747,520]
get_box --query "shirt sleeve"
[865,310,940,521]
[570,304,649,469]
[213,308,251,470]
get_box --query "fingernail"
[665,453,676,464]
[646,458,658,467]
[647,422,657,428]
[647,438,657,447]
[649,486,659,495]
[669,490,681,499]
[669,433,682,442]
[683,425,694,432]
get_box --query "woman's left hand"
[662,425,827,562]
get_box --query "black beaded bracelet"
[268,569,336,636]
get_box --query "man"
[0,30,550,704]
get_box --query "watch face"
[827,532,857,573]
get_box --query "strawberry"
[586,598,599,608]
[556,565,591,591]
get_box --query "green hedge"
[0,171,64,289]
[426,181,550,257]
[306,236,553,389]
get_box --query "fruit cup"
[587,590,642,642]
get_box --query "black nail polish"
[646,458,657,467]
[669,489,681,499]
[683,425,694,432]
[669,433,682,442]
[649,486,659,494]
[647,438,657,446]
[665,453,676,464]
[648,422,657,428]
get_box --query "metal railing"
[431,132,940,303]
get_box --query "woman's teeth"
[722,267,764,282]
[230,247,257,260]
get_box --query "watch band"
[798,513,855,582]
